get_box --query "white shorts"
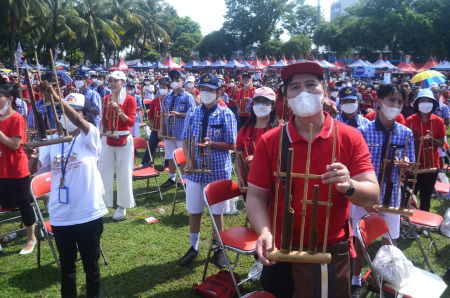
[185,179,230,215]
[164,139,183,160]
[350,204,400,239]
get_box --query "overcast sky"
[165,0,334,38]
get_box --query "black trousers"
[413,172,438,212]
[52,217,104,298]
[0,176,35,226]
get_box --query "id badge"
[59,186,69,204]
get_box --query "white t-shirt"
[143,85,155,99]
[39,124,108,226]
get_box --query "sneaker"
[214,248,227,268]
[422,229,430,238]
[180,246,199,266]
[247,260,263,281]
[350,285,362,298]
[112,207,126,221]
[163,166,169,173]
[161,178,176,188]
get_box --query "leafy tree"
[283,0,322,39]
[170,32,201,62]
[256,40,283,59]
[282,35,312,58]
[197,30,236,60]
[171,16,201,41]
[223,0,289,57]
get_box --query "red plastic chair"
[433,181,448,212]
[241,291,275,298]
[356,214,413,298]
[400,209,443,272]
[133,137,163,201]
[202,180,259,297]
[171,148,186,216]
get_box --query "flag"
[16,41,23,66]
[54,43,60,62]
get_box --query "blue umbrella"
[56,70,72,85]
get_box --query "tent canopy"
[108,59,129,71]
[268,60,287,69]
[224,60,244,69]
[431,60,450,71]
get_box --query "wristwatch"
[118,109,124,116]
[340,180,355,197]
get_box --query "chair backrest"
[357,214,390,250]
[205,180,241,207]
[173,148,186,165]
[133,136,149,151]
[31,172,52,197]
[143,99,152,105]
[139,110,144,118]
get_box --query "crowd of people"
[0,61,449,297]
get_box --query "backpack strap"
[280,123,290,187]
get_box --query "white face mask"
[229,83,235,87]
[159,89,168,96]
[374,84,379,88]
[367,87,372,91]
[341,102,358,114]
[170,82,180,90]
[145,81,150,85]
[253,104,271,118]
[127,78,133,82]
[91,79,98,83]
[0,102,9,115]
[243,82,250,86]
[187,82,195,88]
[341,84,347,88]
[126,90,134,95]
[287,92,323,118]
[382,103,401,120]
[418,102,433,113]
[61,116,78,132]
[200,91,216,105]
[97,80,104,86]
[74,80,84,89]
[442,87,447,91]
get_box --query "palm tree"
[136,0,175,60]
[2,0,48,67]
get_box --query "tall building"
[330,0,359,20]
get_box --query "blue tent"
[346,59,369,69]
[183,60,199,69]
[384,60,398,70]
[76,64,91,71]
[32,64,48,71]
[149,62,169,69]
[431,61,450,71]
[224,60,244,69]
[90,64,105,71]
[209,60,227,69]
[268,60,287,69]
[193,60,212,69]
[371,59,391,70]
[318,59,336,69]
[56,70,72,85]
[15,61,33,70]
[240,61,256,69]
[129,62,148,70]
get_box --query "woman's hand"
[107,101,120,112]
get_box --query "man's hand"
[24,147,39,159]
[321,162,352,193]
[256,232,276,266]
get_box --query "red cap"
[281,62,324,83]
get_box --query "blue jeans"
[228,106,240,132]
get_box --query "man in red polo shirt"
[237,73,255,128]
[245,62,379,297]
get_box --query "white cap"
[65,93,86,109]
[185,76,195,83]
[107,70,126,81]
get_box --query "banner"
[173,57,182,65]
[54,43,60,62]
[406,55,411,65]
[384,73,391,84]
[16,41,23,65]
[354,66,375,77]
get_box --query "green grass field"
[0,125,449,297]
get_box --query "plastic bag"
[373,245,413,287]
[441,207,450,238]
[144,125,151,140]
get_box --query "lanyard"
[60,133,79,187]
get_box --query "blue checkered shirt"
[182,104,237,184]
[82,89,102,129]
[28,98,62,129]
[335,113,371,128]
[134,94,142,122]
[94,86,112,98]
[435,105,449,120]
[15,98,27,117]
[357,117,415,207]
[162,89,195,140]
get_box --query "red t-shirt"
[0,112,30,178]
[237,87,254,117]
[148,96,163,132]
[405,113,446,170]
[102,94,137,131]
[365,111,405,125]
[361,91,377,111]
[247,113,374,249]
[236,125,276,159]
[226,87,239,107]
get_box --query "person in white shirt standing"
[27,89,108,298]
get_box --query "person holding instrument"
[26,86,108,297]
[98,70,137,221]
[0,83,36,255]
[245,62,379,297]
[351,83,415,297]
[405,88,446,213]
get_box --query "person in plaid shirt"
[351,83,415,296]
[179,74,237,268]
[335,86,370,129]
[160,70,196,188]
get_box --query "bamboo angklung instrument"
[14,55,31,142]
[266,124,332,264]
[100,92,119,138]
[188,125,211,174]
[159,107,175,139]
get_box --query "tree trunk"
[9,17,16,69]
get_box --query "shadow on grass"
[101,260,203,297]
[8,265,60,293]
